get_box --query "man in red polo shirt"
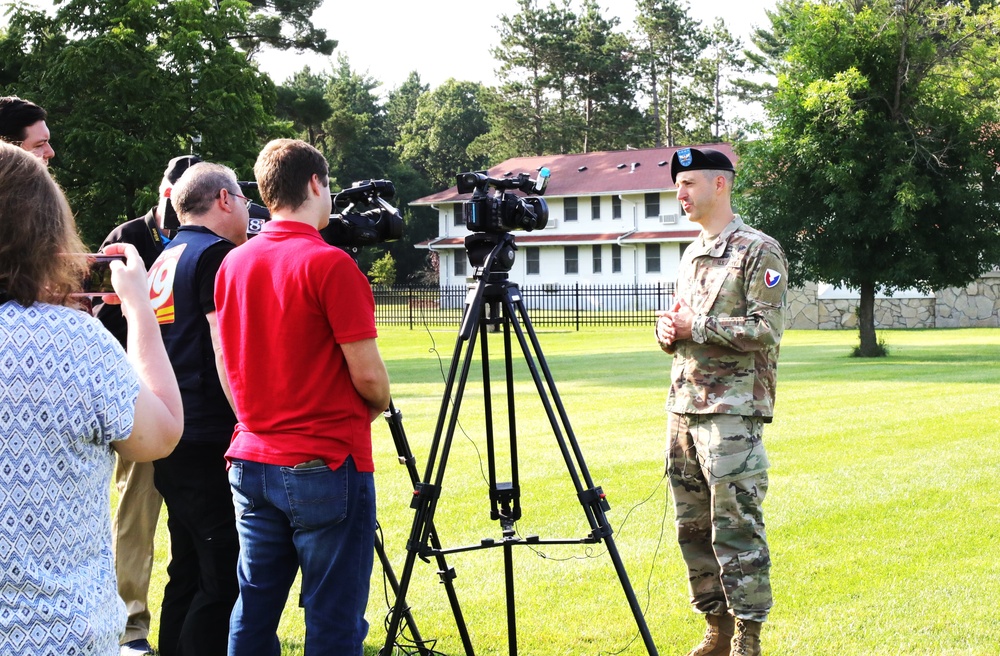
[214,139,390,655]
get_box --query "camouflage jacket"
[666,216,787,418]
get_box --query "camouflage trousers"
[666,412,772,622]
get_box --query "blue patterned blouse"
[0,301,140,655]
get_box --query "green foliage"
[0,0,289,246]
[486,0,566,157]
[275,67,333,146]
[242,0,335,55]
[274,61,440,283]
[852,331,889,358]
[385,71,428,147]
[368,252,396,286]
[570,0,646,151]
[398,79,490,189]
[307,56,393,189]
[482,0,647,158]
[635,0,706,146]
[381,160,438,282]
[737,0,1000,356]
[683,18,748,142]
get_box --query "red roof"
[416,229,701,249]
[411,143,737,205]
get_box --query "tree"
[481,0,647,158]
[276,67,333,146]
[241,0,336,56]
[315,56,392,189]
[381,160,438,283]
[368,252,396,285]
[737,0,1000,356]
[683,19,747,143]
[634,0,704,146]
[739,0,802,105]
[483,0,587,157]
[385,72,428,147]
[569,0,645,151]
[398,79,490,190]
[0,0,281,246]
[383,74,439,282]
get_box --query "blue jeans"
[227,456,375,656]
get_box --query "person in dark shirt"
[96,154,201,656]
[147,161,249,656]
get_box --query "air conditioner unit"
[544,218,558,229]
[659,214,679,225]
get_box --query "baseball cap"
[670,147,735,183]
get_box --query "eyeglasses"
[223,190,252,207]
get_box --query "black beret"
[163,155,202,185]
[670,147,735,183]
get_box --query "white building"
[411,144,736,288]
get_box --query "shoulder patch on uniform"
[764,269,781,288]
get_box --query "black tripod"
[376,400,474,655]
[380,232,658,656]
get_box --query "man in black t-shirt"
[146,161,249,656]
[97,155,200,656]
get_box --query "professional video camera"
[325,179,403,248]
[237,179,403,251]
[456,168,550,233]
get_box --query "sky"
[258,0,778,91]
[10,0,778,93]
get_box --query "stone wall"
[785,282,819,329]
[785,273,1000,330]
[934,274,1000,328]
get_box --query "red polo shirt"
[214,220,378,471]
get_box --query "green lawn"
[138,327,1000,655]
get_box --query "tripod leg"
[384,402,474,655]
[381,282,489,656]
[375,528,431,656]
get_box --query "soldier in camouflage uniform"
[655,147,786,656]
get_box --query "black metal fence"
[373,283,675,330]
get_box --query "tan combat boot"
[685,614,735,656]
[731,619,763,656]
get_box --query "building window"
[454,251,466,277]
[612,196,622,220]
[591,196,601,220]
[611,244,622,273]
[679,241,693,258]
[525,247,540,275]
[645,243,661,273]
[453,203,464,226]
[645,193,660,218]
[592,245,602,273]
[564,246,579,274]
[564,197,578,221]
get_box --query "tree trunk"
[650,56,662,147]
[856,281,883,357]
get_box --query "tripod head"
[465,231,517,275]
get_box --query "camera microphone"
[534,167,550,194]
[333,179,396,209]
